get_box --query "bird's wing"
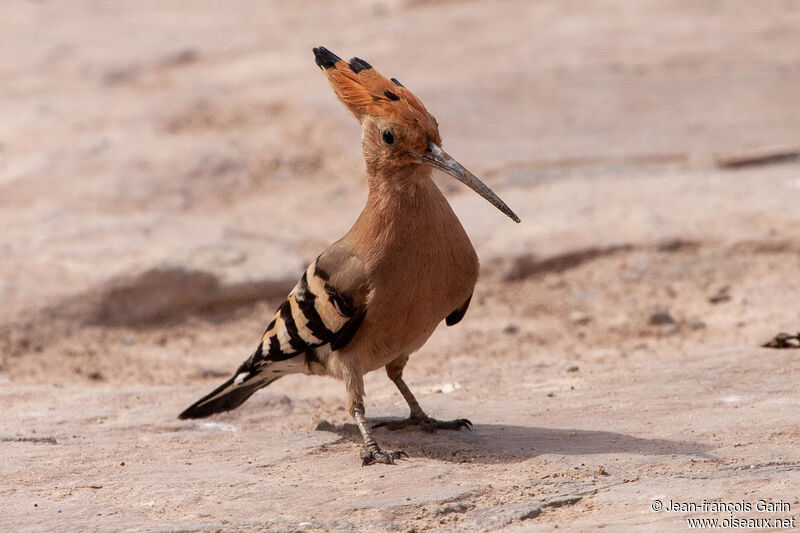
[243,242,370,371]
[445,294,472,326]
[178,243,369,419]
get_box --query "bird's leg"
[346,373,407,466]
[373,361,472,432]
[354,401,408,466]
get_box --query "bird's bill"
[416,142,520,223]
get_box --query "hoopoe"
[179,47,519,465]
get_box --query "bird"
[179,46,520,466]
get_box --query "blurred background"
[2,2,800,530]
[1,0,799,389]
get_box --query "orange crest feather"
[313,47,439,144]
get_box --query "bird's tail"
[178,356,306,419]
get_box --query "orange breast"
[342,177,479,370]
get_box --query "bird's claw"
[373,416,472,433]
[361,444,408,466]
[433,418,473,431]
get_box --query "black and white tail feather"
[179,256,366,420]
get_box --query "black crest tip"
[348,57,372,73]
[390,77,404,87]
[384,90,399,101]
[313,47,341,69]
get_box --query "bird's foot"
[373,415,472,433]
[361,442,408,466]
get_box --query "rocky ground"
[1,1,799,531]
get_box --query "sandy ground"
[2,1,800,531]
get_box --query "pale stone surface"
[1,1,799,531]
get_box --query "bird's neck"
[365,164,441,225]
[365,163,432,197]
[347,165,456,264]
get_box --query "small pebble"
[314,420,336,432]
[649,311,675,325]
[503,323,519,334]
[569,311,591,325]
[708,286,731,304]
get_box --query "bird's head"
[313,47,520,223]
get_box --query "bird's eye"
[382,130,395,145]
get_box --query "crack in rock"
[1,435,58,444]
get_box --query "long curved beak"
[416,142,520,223]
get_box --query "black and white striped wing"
[253,260,366,365]
[178,252,367,420]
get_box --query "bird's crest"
[312,46,440,145]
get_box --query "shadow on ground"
[317,420,713,464]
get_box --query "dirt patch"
[81,267,294,328]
